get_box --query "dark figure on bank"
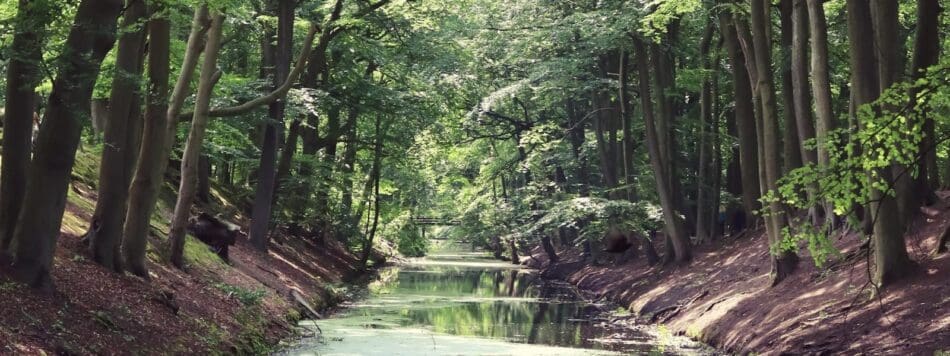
[187,213,239,263]
[604,231,633,253]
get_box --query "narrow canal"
[284,243,706,355]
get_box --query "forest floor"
[527,199,950,355]
[0,149,364,354]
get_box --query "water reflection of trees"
[392,268,539,298]
[389,267,605,349]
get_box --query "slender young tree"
[338,109,360,230]
[618,50,637,202]
[359,114,384,269]
[123,4,210,277]
[166,17,318,266]
[10,0,124,288]
[696,20,717,243]
[168,13,226,269]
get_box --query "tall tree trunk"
[330,63,375,234]
[168,13,225,269]
[871,0,916,228]
[339,108,360,232]
[565,99,590,196]
[696,20,716,243]
[633,37,691,264]
[10,0,123,288]
[359,115,383,269]
[0,0,53,250]
[593,54,620,196]
[719,9,761,219]
[849,0,914,287]
[566,98,594,257]
[274,117,301,198]
[709,63,723,239]
[86,0,148,272]
[751,0,798,285]
[911,0,943,201]
[650,45,673,170]
[196,154,211,202]
[791,0,817,167]
[314,106,342,217]
[779,0,803,175]
[619,50,637,201]
[806,0,836,217]
[123,4,208,277]
[791,0,820,223]
[593,91,618,192]
[296,0,342,156]
[649,38,693,233]
[734,16,771,217]
[249,0,295,251]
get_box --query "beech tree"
[633,37,690,264]
[248,0,296,251]
[750,0,798,283]
[122,3,210,277]
[9,0,124,288]
[851,0,913,286]
[85,0,148,272]
[806,0,835,218]
[718,6,761,220]
[0,0,54,250]
[168,12,226,268]
[167,12,320,267]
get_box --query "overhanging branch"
[179,23,320,120]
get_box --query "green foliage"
[777,224,839,268]
[193,317,227,352]
[214,283,267,307]
[773,59,950,266]
[184,235,228,267]
[231,306,274,355]
[378,211,429,257]
[639,0,702,41]
[520,197,662,244]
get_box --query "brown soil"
[527,205,950,355]
[0,182,362,355]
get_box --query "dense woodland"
[0,0,948,336]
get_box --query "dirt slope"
[527,204,950,355]
[0,177,361,355]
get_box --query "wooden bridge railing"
[411,217,461,226]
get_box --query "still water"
[284,243,704,355]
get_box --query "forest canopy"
[0,0,947,293]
